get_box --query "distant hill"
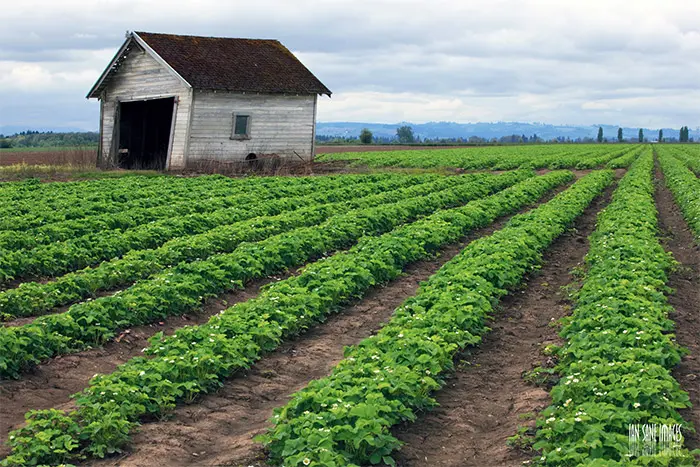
[317,121,699,142]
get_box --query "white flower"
[303,458,311,465]
[139,371,146,377]
[575,417,582,422]
[633,402,641,408]
[546,417,556,423]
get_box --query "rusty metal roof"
[88,31,331,98]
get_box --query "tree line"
[0,131,100,149]
[320,125,696,145]
[597,126,692,143]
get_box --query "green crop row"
[0,174,463,320]
[0,171,531,379]
[657,148,700,242]
[666,146,700,176]
[606,145,646,169]
[533,153,697,465]
[0,174,436,282]
[261,170,613,467]
[0,173,249,230]
[0,173,404,232]
[0,171,574,466]
[317,144,640,170]
[0,173,412,251]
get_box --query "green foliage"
[359,128,373,144]
[0,131,99,149]
[639,128,644,143]
[1,170,576,464]
[318,144,641,170]
[533,152,697,465]
[396,126,415,143]
[261,171,612,466]
[0,174,419,281]
[618,128,624,143]
[0,409,82,466]
[0,174,445,319]
[657,147,700,242]
[0,171,532,379]
[597,127,604,143]
[606,146,646,169]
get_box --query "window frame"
[231,113,252,140]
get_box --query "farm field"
[0,145,699,466]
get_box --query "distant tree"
[0,139,11,149]
[396,126,415,143]
[680,126,689,143]
[359,128,373,144]
[597,127,604,143]
[617,128,623,143]
[658,129,663,142]
[638,128,644,143]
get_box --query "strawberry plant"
[532,152,697,465]
[0,174,452,319]
[260,170,613,467]
[0,171,531,378]
[1,171,574,464]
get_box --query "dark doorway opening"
[117,97,174,170]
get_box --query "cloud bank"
[1,0,698,131]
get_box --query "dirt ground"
[653,164,700,451]
[82,181,573,467]
[391,180,616,467]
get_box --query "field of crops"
[316,144,644,170]
[1,144,699,467]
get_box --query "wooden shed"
[87,31,331,170]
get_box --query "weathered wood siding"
[187,91,316,163]
[99,47,192,169]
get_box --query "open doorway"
[117,97,175,170]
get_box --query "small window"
[231,113,251,139]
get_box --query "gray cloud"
[1,0,699,130]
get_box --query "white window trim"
[231,113,252,140]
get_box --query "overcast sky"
[1,0,698,131]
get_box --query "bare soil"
[84,183,574,467]
[0,274,293,458]
[653,164,700,451]
[391,181,616,467]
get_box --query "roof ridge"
[135,31,281,43]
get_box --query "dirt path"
[87,182,576,467]
[0,274,292,457]
[391,182,616,467]
[653,164,700,451]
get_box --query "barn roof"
[87,31,331,98]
